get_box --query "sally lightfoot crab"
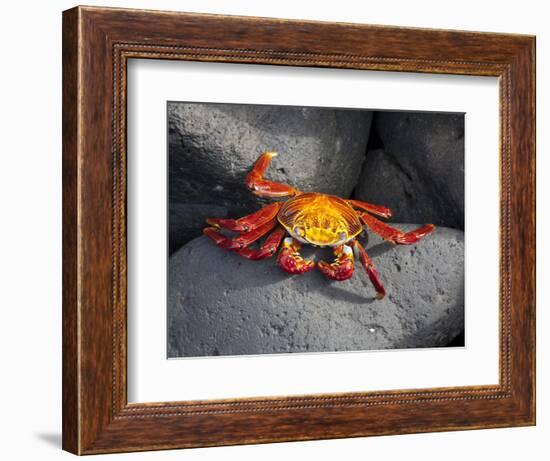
[203,152,435,299]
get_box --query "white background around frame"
[1,1,547,460]
[127,59,500,403]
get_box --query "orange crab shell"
[277,192,363,247]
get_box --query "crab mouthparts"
[293,228,349,247]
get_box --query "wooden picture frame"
[62,5,535,455]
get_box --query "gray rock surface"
[168,103,373,252]
[168,225,464,358]
[354,112,464,230]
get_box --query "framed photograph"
[62,6,535,455]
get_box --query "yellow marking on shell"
[278,193,363,247]
[294,226,306,238]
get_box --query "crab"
[203,152,435,299]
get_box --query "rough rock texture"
[168,103,373,252]
[354,112,464,230]
[168,225,464,358]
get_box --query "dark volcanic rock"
[169,103,373,205]
[168,225,464,358]
[168,103,373,252]
[355,112,464,230]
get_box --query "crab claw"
[318,245,355,281]
[277,238,314,274]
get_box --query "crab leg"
[358,212,435,245]
[203,219,277,251]
[318,244,355,281]
[206,202,282,232]
[352,239,386,299]
[246,152,300,198]
[277,237,315,274]
[237,227,286,260]
[348,199,393,219]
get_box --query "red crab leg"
[246,152,300,198]
[203,219,276,251]
[352,239,386,299]
[206,202,282,232]
[318,244,355,281]
[348,199,393,219]
[358,212,435,245]
[237,227,286,260]
[277,237,315,274]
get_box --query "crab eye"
[293,226,305,238]
[339,232,347,241]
